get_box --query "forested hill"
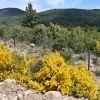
[0,8,24,17]
[0,8,100,26]
[0,8,24,24]
[39,9,100,26]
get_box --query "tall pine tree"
[22,2,40,28]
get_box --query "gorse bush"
[0,42,35,87]
[0,43,98,100]
[8,54,37,87]
[0,42,15,71]
[33,52,72,94]
[33,52,98,100]
[0,42,17,81]
[70,66,98,99]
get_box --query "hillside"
[39,9,100,26]
[0,8,24,24]
[0,8,100,26]
[0,8,24,17]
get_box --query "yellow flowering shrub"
[0,43,35,88]
[0,43,15,71]
[0,43,98,100]
[33,52,72,94]
[0,43,16,81]
[70,66,98,100]
[32,52,98,100]
[96,40,100,50]
[97,91,100,100]
[7,55,36,87]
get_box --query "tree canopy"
[22,2,40,28]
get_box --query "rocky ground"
[0,79,87,100]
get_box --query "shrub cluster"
[0,42,35,87]
[33,52,98,100]
[0,43,98,100]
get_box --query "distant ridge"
[38,8,100,26]
[0,8,100,26]
[0,8,24,17]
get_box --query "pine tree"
[22,2,40,28]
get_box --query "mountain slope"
[0,8,24,17]
[0,8,24,25]
[0,8,100,26]
[38,9,100,26]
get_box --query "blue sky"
[0,0,100,12]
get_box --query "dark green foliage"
[95,70,100,76]
[1,8,100,26]
[60,48,74,61]
[22,3,40,28]
[47,23,67,51]
[32,24,48,45]
[38,9,100,27]
[0,8,24,17]
[30,60,43,73]
[0,8,24,25]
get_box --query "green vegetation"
[39,9,100,27]
[22,2,40,28]
[0,8,24,25]
[95,70,100,76]
[0,2,100,99]
[0,22,100,56]
[0,8,24,17]
[1,8,100,26]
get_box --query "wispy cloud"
[69,0,83,6]
[46,0,83,6]
[47,0,65,6]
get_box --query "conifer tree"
[22,2,40,28]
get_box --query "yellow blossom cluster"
[0,43,35,87]
[0,43,15,71]
[0,43,98,100]
[33,52,98,100]
[96,40,100,50]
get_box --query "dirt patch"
[94,75,100,88]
